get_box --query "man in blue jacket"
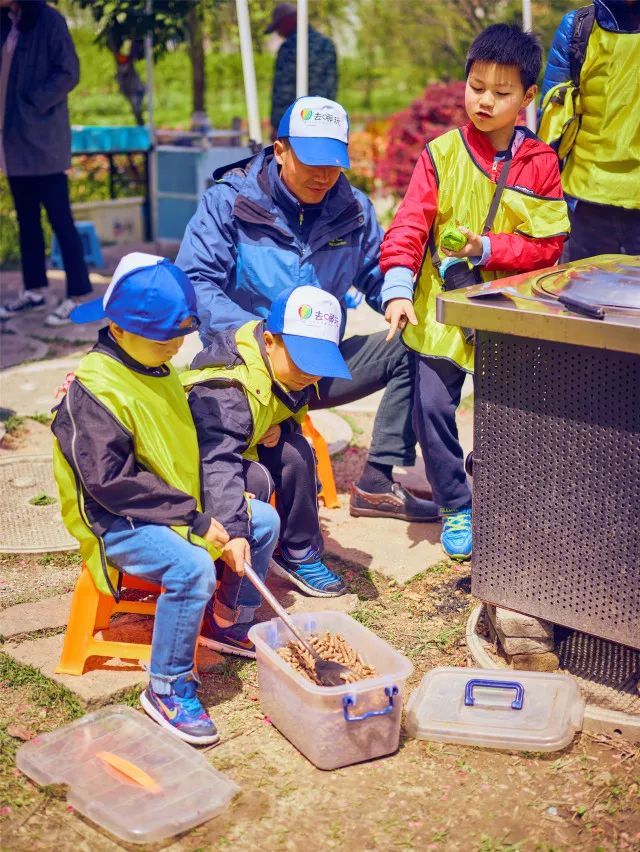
[177,97,438,594]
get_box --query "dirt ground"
[1,415,639,852]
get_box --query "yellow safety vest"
[562,22,640,209]
[402,129,570,371]
[180,320,308,461]
[52,351,219,598]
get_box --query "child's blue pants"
[413,354,473,511]
[102,498,279,694]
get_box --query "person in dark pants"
[0,0,91,326]
[265,2,337,139]
[176,96,438,579]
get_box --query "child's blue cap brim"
[70,297,107,324]
[282,334,351,380]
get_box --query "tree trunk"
[187,5,206,117]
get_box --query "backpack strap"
[569,4,596,86]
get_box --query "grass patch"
[28,493,56,507]
[38,552,81,568]
[409,560,452,582]
[2,415,26,435]
[27,413,53,426]
[0,655,84,720]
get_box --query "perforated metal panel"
[471,332,640,649]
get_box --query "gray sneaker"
[44,298,78,327]
[0,291,46,320]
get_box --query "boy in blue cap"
[182,284,352,656]
[51,252,280,745]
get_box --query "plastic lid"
[405,667,585,752]
[16,705,239,844]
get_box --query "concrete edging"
[466,605,640,743]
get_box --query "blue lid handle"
[464,678,525,710]
[343,686,399,722]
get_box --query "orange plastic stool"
[56,565,161,676]
[302,413,340,509]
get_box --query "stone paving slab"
[0,592,73,639]
[321,502,444,584]
[6,633,150,706]
[4,620,225,707]
[1,358,82,416]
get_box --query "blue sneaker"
[199,615,256,658]
[140,674,219,746]
[270,551,347,597]
[441,506,472,561]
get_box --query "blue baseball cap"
[265,285,351,380]
[70,253,200,340]
[277,96,350,168]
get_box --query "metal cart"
[437,255,640,650]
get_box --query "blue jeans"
[102,499,279,693]
[211,498,280,624]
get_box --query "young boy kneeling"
[52,253,279,745]
[182,285,352,656]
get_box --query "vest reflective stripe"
[562,23,640,209]
[52,351,218,598]
[181,321,307,460]
[402,129,570,370]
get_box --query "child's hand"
[204,517,230,548]
[441,227,483,259]
[259,424,282,448]
[384,298,418,341]
[221,537,251,576]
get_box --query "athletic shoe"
[441,506,472,561]
[199,616,256,658]
[0,291,46,320]
[44,298,78,327]
[140,673,219,746]
[270,551,347,597]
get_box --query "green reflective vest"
[402,129,570,371]
[562,23,640,209]
[180,321,308,461]
[52,350,219,598]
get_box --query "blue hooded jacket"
[175,148,384,345]
[540,0,640,102]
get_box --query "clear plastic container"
[249,611,413,770]
[16,705,239,844]
[405,667,585,752]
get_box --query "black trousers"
[8,173,91,297]
[241,435,323,561]
[413,354,472,511]
[309,330,418,469]
[568,199,640,261]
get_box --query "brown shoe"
[349,483,439,522]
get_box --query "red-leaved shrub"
[376,81,467,196]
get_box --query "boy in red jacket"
[380,24,570,561]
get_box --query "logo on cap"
[300,108,313,121]
[298,304,313,319]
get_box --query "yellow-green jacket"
[181,320,309,540]
[538,8,640,210]
[380,123,570,371]
[51,328,219,598]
